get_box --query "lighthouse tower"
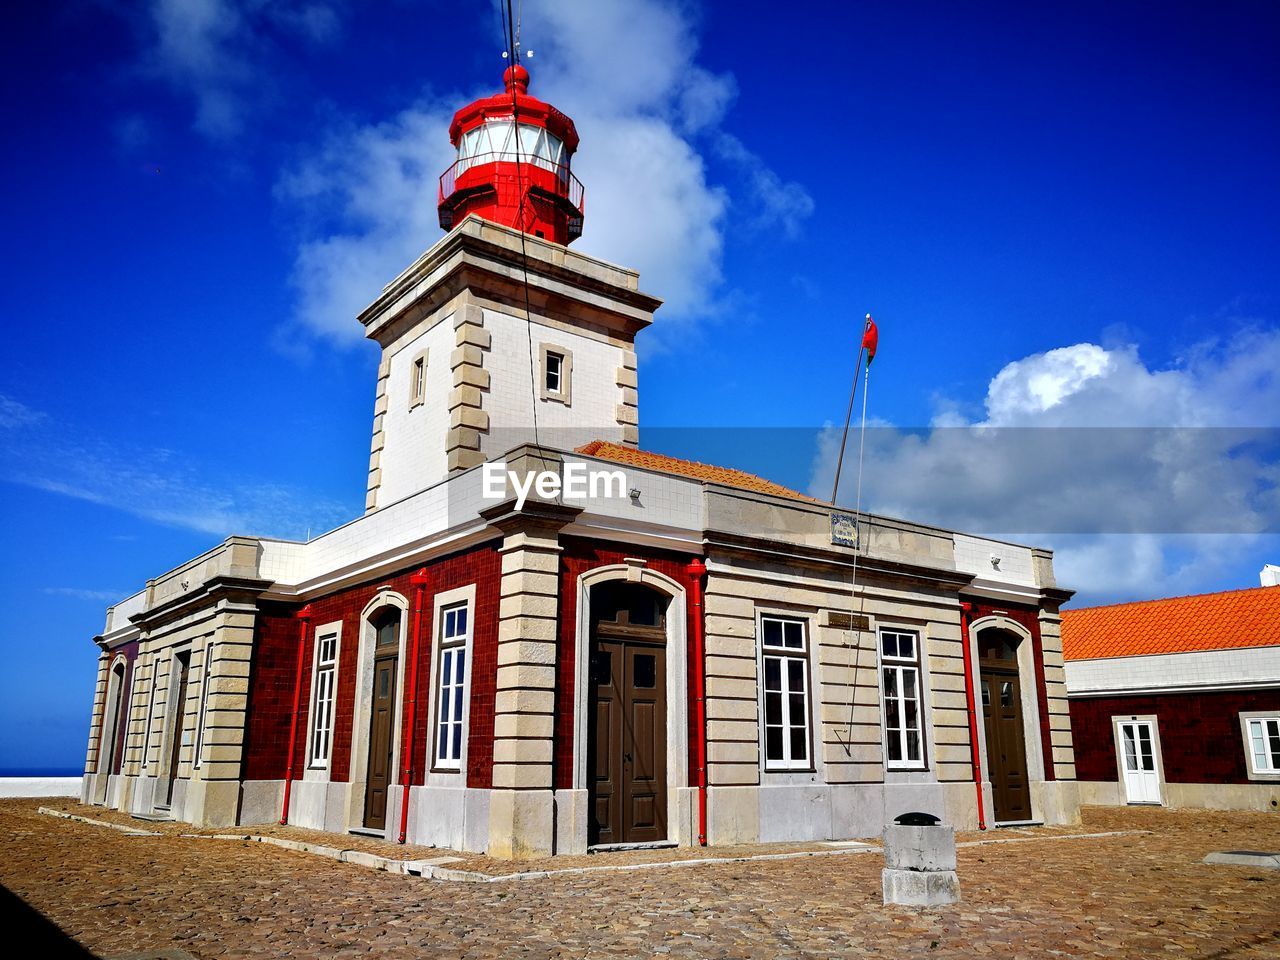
[358,65,660,513]
[438,64,584,244]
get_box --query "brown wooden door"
[163,652,191,806]
[103,665,127,776]
[363,653,398,830]
[590,638,667,845]
[980,670,1031,822]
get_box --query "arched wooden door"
[977,629,1032,822]
[588,582,669,846]
[363,608,401,830]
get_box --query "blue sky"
[2,0,1277,771]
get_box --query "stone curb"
[484,844,882,883]
[38,807,159,837]
[957,829,1150,848]
[183,834,880,882]
[1203,850,1280,869]
[182,834,478,879]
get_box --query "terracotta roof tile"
[1061,584,1280,661]
[575,440,818,503]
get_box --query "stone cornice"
[359,216,661,345]
[702,528,976,592]
[130,574,273,632]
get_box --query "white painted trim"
[967,616,1047,821]
[875,625,930,773]
[1239,712,1280,782]
[571,564,690,842]
[305,620,344,775]
[1111,714,1166,804]
[346,590,410,835]
[755,608,820,778]
[1070,680,1280,697]
[424,584,477,783]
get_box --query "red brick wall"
[1069,688,1280,784]
[243,544,502,788]
[555,539,696,791]
[242,603,301,782]
[967,600,1056,781]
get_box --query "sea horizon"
[0,768,83,778]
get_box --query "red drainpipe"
[686,557,708,846]
[398,569,430,843]
[280,604,313,825]
[959,601,986,830]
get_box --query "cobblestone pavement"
[3,799,1279,959]
[33,799,855,874]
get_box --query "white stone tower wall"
[481,307,630,456]
[375,314,458,507]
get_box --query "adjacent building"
[82,65,1080,856]
[1063,567,1280,811]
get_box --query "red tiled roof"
[1061,584,1280,661]
[575,440,818,503]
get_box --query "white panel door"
[1118,720,1161,804]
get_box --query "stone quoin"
[82,64,1080,857]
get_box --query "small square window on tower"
[539,343,572,405]
[409,350,428,409]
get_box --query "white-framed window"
[434,601,471,771]
[881,628,925,769]
[410,350,428,409]
[193,640,215,769]
[308,627,341,769]
[760,614,812,771]
[539,343,572,404]
[1244,715,1280,778]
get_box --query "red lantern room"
[437,64,585,245]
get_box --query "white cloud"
[985,343,1113,421]
[42,587,130,604]
[277,105,457,344]
[0,394,44,430]
[714,134,816,239]
[0,395,351,539]
[810,327,1280,603]
[277,0,810,347]
[140,0,344,139]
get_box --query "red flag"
[861,314,879,365]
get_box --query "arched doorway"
[95,658,128,802]
[587,580,670,846]
[362,605,402,831]
[977,628,1032,822]
[161,650,191,808]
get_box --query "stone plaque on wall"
[827,611,870,631]
[830,511,859,547]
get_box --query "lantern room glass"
[456,120,568,178]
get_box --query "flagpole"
[830,314,878,506]
[830,346,865,505]
[833,313,878,754]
